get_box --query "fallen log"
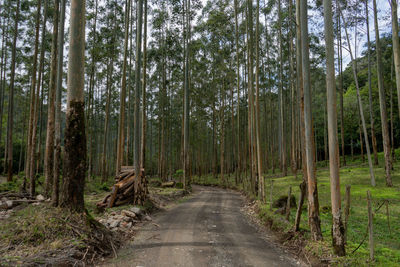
[161,181,175,188]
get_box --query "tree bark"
[116,0,131,175]
[300,0,322,241]
[323,0,345,255]
[140,0,147,169]
[53,0,66,207]
[44,0,59,197]
[133,0,147,204]
[60,0,86,212]
[391,0,400,121]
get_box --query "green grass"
[192,150,400,266]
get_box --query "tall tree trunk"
[323,0,345,255]
[44,0,59,197]
[116,0,131,175]
[340,7,376,186]
[141,0,147,169]
[133,0,147,204]
[278,0,287,176]
[220,82,225,185]
[183,0,191,189]
[336,0,346,167]
[373,0,393,187]
[294,0,307,232]
[391,0,400,120]
[53,0,66,207]
[300,0,322,241]
[255,0,264,201]
[87,0,98,180]
[366,0,379,166]
[6,0,20,182]
[289,0,297,177]
[29,0,48,195]
[25,0,42,183]
[60,0,86,212]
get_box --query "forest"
[0,0,399,266]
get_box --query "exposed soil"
[103,186,303,267]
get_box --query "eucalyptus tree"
[60,0,86,212]
[133,0,147,204]
[6,0,20,182]
[116,0,131,175]
[53,0,66,207]
[323,0,345,255]
[391,0,400,120]
[339,4,376,186]
[365,0,379,166]
[44,0,60,197]
[25,0,42,187]
[372,0,392,187]
[300,0,322,241]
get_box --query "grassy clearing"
[192,151,400,266]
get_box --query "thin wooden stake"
[367,190,374,261]
[285,185,292,220]
[269,179,274,211]
[344,185,351,241]
[386,200,391,235]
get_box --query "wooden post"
[294,181,306,231]
[367,190,374,261]
[286,185,292,220]
[269,179,274,211]
[386,200,391,235]
[344,185,351,240]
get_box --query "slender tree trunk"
[87,0,98,180]
[44,0,59,197]
[255,0,264,201]
[336,0,346,166]
[116,0,131,175]
[391,0,400,120]
[300,0,322,241]
[390,56,395,162]
[278,0,286,176]
[294,0,307,232]
[289,0,297,177]
[53,0,66,207]
[323,0,345,255]
[220,82,225,185]
[6,0,20,182]
[183,0,191,189]
[366,0,379,166]
[373,0,393,187]
[26,0,42,182]
[60,0,86,212]
[340,7,376,186]
[140,0,147,169]
[133,0,147,204]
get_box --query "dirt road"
[105,186,301,267]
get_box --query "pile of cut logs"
[97,166,144,209]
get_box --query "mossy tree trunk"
[60,0,86,212]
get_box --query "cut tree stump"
[97,168,144,209]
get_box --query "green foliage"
[194,150,400,266]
